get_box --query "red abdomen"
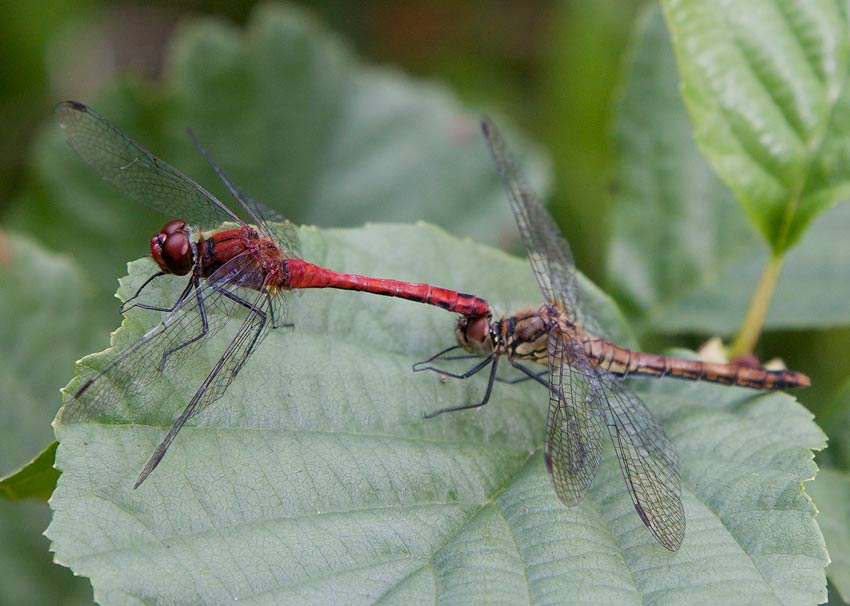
[283,260,490,316]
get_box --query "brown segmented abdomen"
[582,337,810,389]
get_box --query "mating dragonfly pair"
[57,101,808,551]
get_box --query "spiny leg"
[412,345,479,373]
[498,361,548,387]
[135,291,270,489]
[122,271,188,314]
[424,355,500,418]
[157,275,207,371]
[264,288,293,330]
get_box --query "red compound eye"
[151,220,192,275]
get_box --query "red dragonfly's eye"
[151,220,192,275]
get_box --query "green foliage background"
[0,1,848,604]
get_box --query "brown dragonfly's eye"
[151,220,192,275]
[456,314,493,355]
[466,315,489,345]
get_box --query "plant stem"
[729,253,785,357]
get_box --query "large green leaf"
[49,224,826,604]
[661,0,850,253]
[9,4,545,322]
[609,7,850,335]
[808,467,850,602]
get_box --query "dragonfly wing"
[134,284,275,487]
[55,101,242,229]
[186,130,301,259]
[63,252,267,431]
[600,375,684,551]
[544,327,605,505]
[481,117,615,340]
[480,118,578,315]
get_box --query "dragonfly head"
[455,313,496,356]
[151,220,193,276]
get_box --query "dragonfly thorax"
[501,306,554,364]
[151,220,194,276]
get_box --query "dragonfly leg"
[498,361,549,387]
[159,283,269,373]
[415,351,494,380]
[220,292,268,378]
[423,355,499,418]
[261,287,292,330]
[121,271,182,314]
[214,286,270,329]
[266,291,280,328]
[158,275,208,371]
[412,345,480,373]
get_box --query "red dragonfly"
[56,101,490,488]
[416,117,810,551]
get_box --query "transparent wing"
[547,327,684,551]
[480,117,577,317]
[134,284,275,487]
[55,101,242,229]
[263,219,301,261]
[481,116,611,339]
[483,117,683,549]
[544,328,606,505]
[598,374,685,551]
[63,253,261,424]
[63,253,281,487]
[187,129,301,259]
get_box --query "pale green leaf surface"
[49,224,826,605]
[609,7,850,335]
[661,0,850,252]
[809,467,850,602]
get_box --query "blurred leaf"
[167,5,546,236]
[9,3,548,318]
[832,586,850,606]
[609,7,850,336]
[0,232,101,475]
[651,203,850,334]
[0,442,58,501]
[820,379,850,469]
[48,225,826,604]
[0,0,89,205]
[809,467,850,602]
[539,0,638,282]
[0,234,95,606]
[661,0,850,253]
[0,500,92,606]
[609,7,756,325]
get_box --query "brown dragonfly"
[416,117,810,551]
